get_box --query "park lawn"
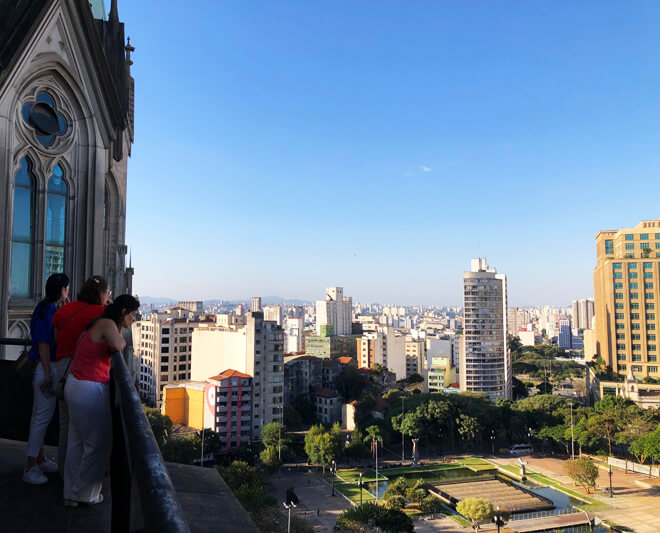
[380,464,463,476]
[497,464,525,476]
[336,469,387,484]
[335,482,376,504]
[456,457,491,465]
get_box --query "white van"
[508,444,533,456]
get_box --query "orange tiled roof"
[208,369,252,381]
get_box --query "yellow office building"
[594,220,660,378]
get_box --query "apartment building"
[162,369,253,451]
[316,287,353,335]
[460,258,511,401]
[132,307,214,407]
[284,316,304,353]
[357,328,406,380]
[191,312,284,439]
[405,338,425,377]
[594,220,660,379]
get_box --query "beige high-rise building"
[191,312,284,439]
[460,258,511,401]
[594,220,660,379]
[405,337,425,377]
[132,307,214,407]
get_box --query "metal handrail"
[0,337,33,346]
[110,351,190,532]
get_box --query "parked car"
[508,444,533,456]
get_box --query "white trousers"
[63,374,111,502]
[56,356,73,476]
[26,361,59,458]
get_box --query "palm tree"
[363,425,384,501]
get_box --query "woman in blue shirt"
[23,273,69,485]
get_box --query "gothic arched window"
[45,164,67,280]
[10,158,36,297]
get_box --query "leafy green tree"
[385,494,406,510]
[304,424,325,458]
[199,429,222,454]
[457,414,480,449]
[260,446,283,474]
[538,424,570,454]
[512,377,529,399]
[420,495,443,514]
[261,421,289,454]
[144,406,173,448]
[218,460,275,511]
[345,429,369,462]
[161,435,200,464]
[564,458,599,494]
[573,418,599,456]
[587,411,621,456]
[537,380,553,394]
[383,477,408,502]
[630,427,660,466]
[219,460,261,490]
[305,426,338,474]
[406,479,427,509]
[407,373,424,384]
[456,497,494,532]
[336,502,414,532]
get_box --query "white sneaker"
[23,465,48,485]
[37,458,58,473]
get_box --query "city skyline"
[122,2,660,305]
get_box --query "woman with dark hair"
[52,275,111,477]
[24,273,70,485]
[63,294,140,506]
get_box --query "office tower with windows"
[251,297,262,313]
[558,318,573,349]
[594,220,660,379]
[460,258,511,401]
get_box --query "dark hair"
[36,273,69,318]
[98,294,140,327]
[76,275,109,304]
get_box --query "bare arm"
[37,342,52,375]
[98,319,126,352]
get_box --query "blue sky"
[121,1,660,306]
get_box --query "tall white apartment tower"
[251,297,262,313]
[460,258,511,401]
[316,287,353,335]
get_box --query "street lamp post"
[401,396,405,464]
[278,405,283,460]
[283,501,297,533]
[494,505,503,533]
[491,430,496,456]
[359,472,363,506]
[570,401,575,461]
[609,465,613,498]
[331,460,336,496]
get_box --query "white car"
[508,444,533,456]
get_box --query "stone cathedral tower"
[0,0,134,357]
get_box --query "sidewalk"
[269,468,352,531]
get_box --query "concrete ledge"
[166,462,259,533]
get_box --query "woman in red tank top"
[62,294,139,507]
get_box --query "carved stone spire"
[109,0,119,23]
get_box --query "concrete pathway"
[269,467,352,531]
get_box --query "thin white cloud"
[421,166,432,172]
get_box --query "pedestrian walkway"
[269,468,352,531]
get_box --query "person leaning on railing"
[63,294,140,508]
[52,276,111,478]
[23,273,70,486]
